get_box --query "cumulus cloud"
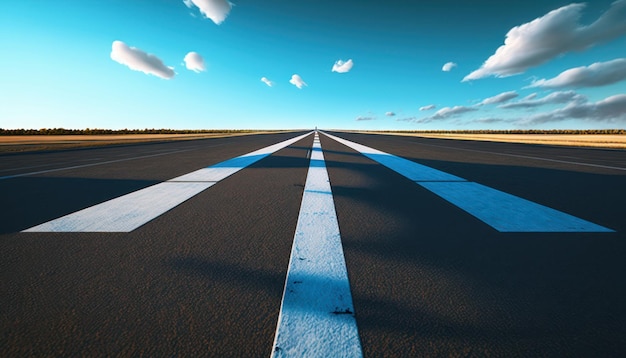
[529,58,626,88]
[332,59,354,73]
[519,94,626,125]
[464,0,626,81]
[432,106,477,118]
[499,90,586,109]
[110,41,174,79]
[479,91,519,105]
[289,74,307,89]
[522,93,538,101]
[183,52,206,72]
[419,104,436,111]
[261,77,274,87]
[411,106,478,124]
[442,62,457,72]
[183,0,232,25]
[385,111,396,117]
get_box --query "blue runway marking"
[421,181,612,232]
[322,132,613,233]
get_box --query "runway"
[2,130,625,356]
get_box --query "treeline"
[0,128,259,135]
[372,129,626,135]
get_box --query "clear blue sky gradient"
[1,0,625,130]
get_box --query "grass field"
[2,131,625,153]
[364,132,626,149]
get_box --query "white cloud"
[479,91,518,105]
[183,0,232,25]
[261,77,274,87]
[442,62,457,72]
[385,111,396,117]
[356,116,375,121]
[499,90,586,109]
[419,104,436,111]
[332,59,354,73]
[289,74,307,89]
[464,0,626,81]
[522,93,538,101]
[110,41,174,79]
[519,94,626,125]
[432,106,477,119]
[183,52,206,73]
[412,105,477,124]
[529,58,626,88]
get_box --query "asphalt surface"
[2,130,625,357]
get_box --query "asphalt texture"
[2,130,625,357]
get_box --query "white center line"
[23,132,312,232]
[322,132,613,233]
[271,132,362,357]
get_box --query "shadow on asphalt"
[0,177,159,234]
[318,133,626,356]
[158,135,625,356]
[3,131,625,355]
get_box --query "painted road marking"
[169,136,306,182]
[24,132,312,232]
[326,136,464,182]
[23,182,215,232]
[421,182,611,232]
[322,132,613,233]
[271,133,362,357]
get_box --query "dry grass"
[4,131,624,153]
[0,132,288,153]
[363,132,626,149]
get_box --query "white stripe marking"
[170,134,310,182]
[421,182,612,232]
[327,136,464,181]
[271,133,362,357]
[23,182,214,232]
[169,155,266,182]
[322,132,613,233]
[23,133,312,232]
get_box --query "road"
[2,130,625,357]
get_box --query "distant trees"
[0,128,260,135]
[1,128,625,136]
[370,129,626,135]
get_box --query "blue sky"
[1,0,625,130]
